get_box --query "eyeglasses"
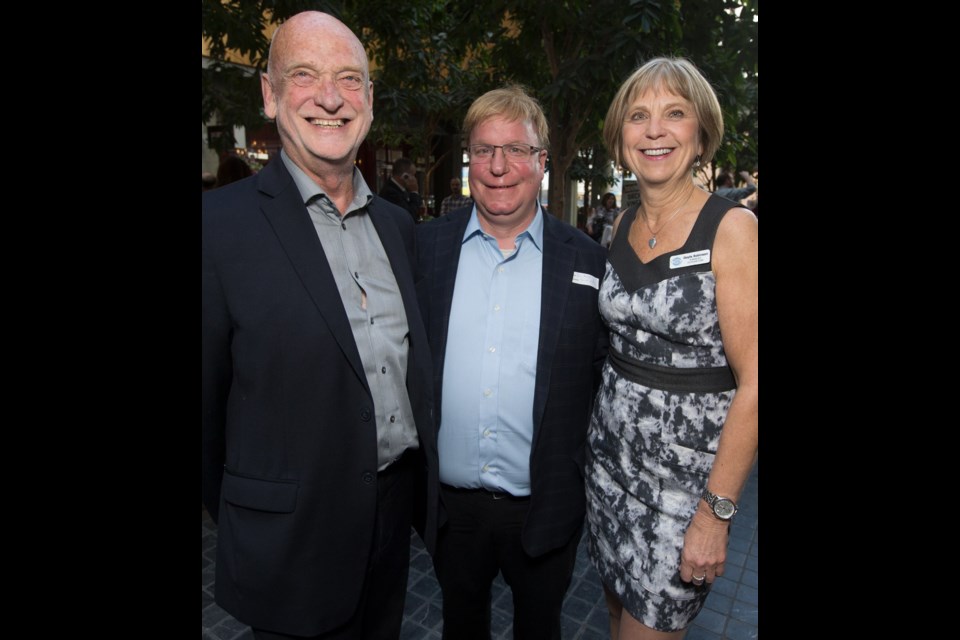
[467,143,543,162]
[285,69,365,91]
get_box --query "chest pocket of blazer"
[222,469,298,513]
[564,276,602,331]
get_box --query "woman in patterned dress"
[584,57,758,639]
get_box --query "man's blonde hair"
[463,85,549,148]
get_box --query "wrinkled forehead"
[470,116,537,142]
[273,16,368,73]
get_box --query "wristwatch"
[702,489,738,521]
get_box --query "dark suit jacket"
[202,159,438,637]
[379,178,422,223]
[415,206,607,557]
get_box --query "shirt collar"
[280,149,373,215]
[462,205,545,253]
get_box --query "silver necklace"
[640,202,687,249]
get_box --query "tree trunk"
[547,152,574,221]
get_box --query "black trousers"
[253,451,415,640]
[434,485,582,640]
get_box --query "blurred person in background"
[379,157,423,223]
[202,171,217,191]
[714,170,756,203]
[439,177,473,216]
[587,192,619,248]
[215,154,253,187]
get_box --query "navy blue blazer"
[415,206,608,557]
[202,159,437,636]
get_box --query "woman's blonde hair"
[603,57,723,171]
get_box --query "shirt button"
[389,415,396,423]
[362,472,374,484]
[488,346,496,353]
[381,366,387,374]
[498,267,504,273]
[360,408,371,421]
[370,318,375,324]
[494,304,501,311]
[483,429,491,437]
[354,271,359,278]
[482,464,489,473]
[483,389,492,397]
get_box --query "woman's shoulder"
[717,206,758,236]
[713,206,757,269]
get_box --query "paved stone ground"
[203,464,757,639]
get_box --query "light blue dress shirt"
[438,207,544,496]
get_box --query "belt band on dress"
[608,349,736,393]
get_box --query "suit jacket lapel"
[532,215,577,446]
[427,212,470,408]
[256,162,368,391]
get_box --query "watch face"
[714,498,737,520]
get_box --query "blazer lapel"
[257,162,368,391]
[425,212,469,406]
[532,215,577,444]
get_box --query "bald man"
[202,11,438,639]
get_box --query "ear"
[261,73,278,120]
[368,80,374,123]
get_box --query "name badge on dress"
[669,250,711,269]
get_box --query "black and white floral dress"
[585,195,739,632]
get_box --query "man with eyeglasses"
[202,11,437,640]
[416,85,608,640]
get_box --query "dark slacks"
[434,485,582,640]
[253,451,416,640]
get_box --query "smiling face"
[621,87,702,189]
[261,13,373,179]
[467,116,545,232]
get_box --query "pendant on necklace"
[648,237,657,249]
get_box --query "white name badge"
[572,271,599,289]
[669,250,711,269]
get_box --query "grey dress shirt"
[281,152,419,470]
